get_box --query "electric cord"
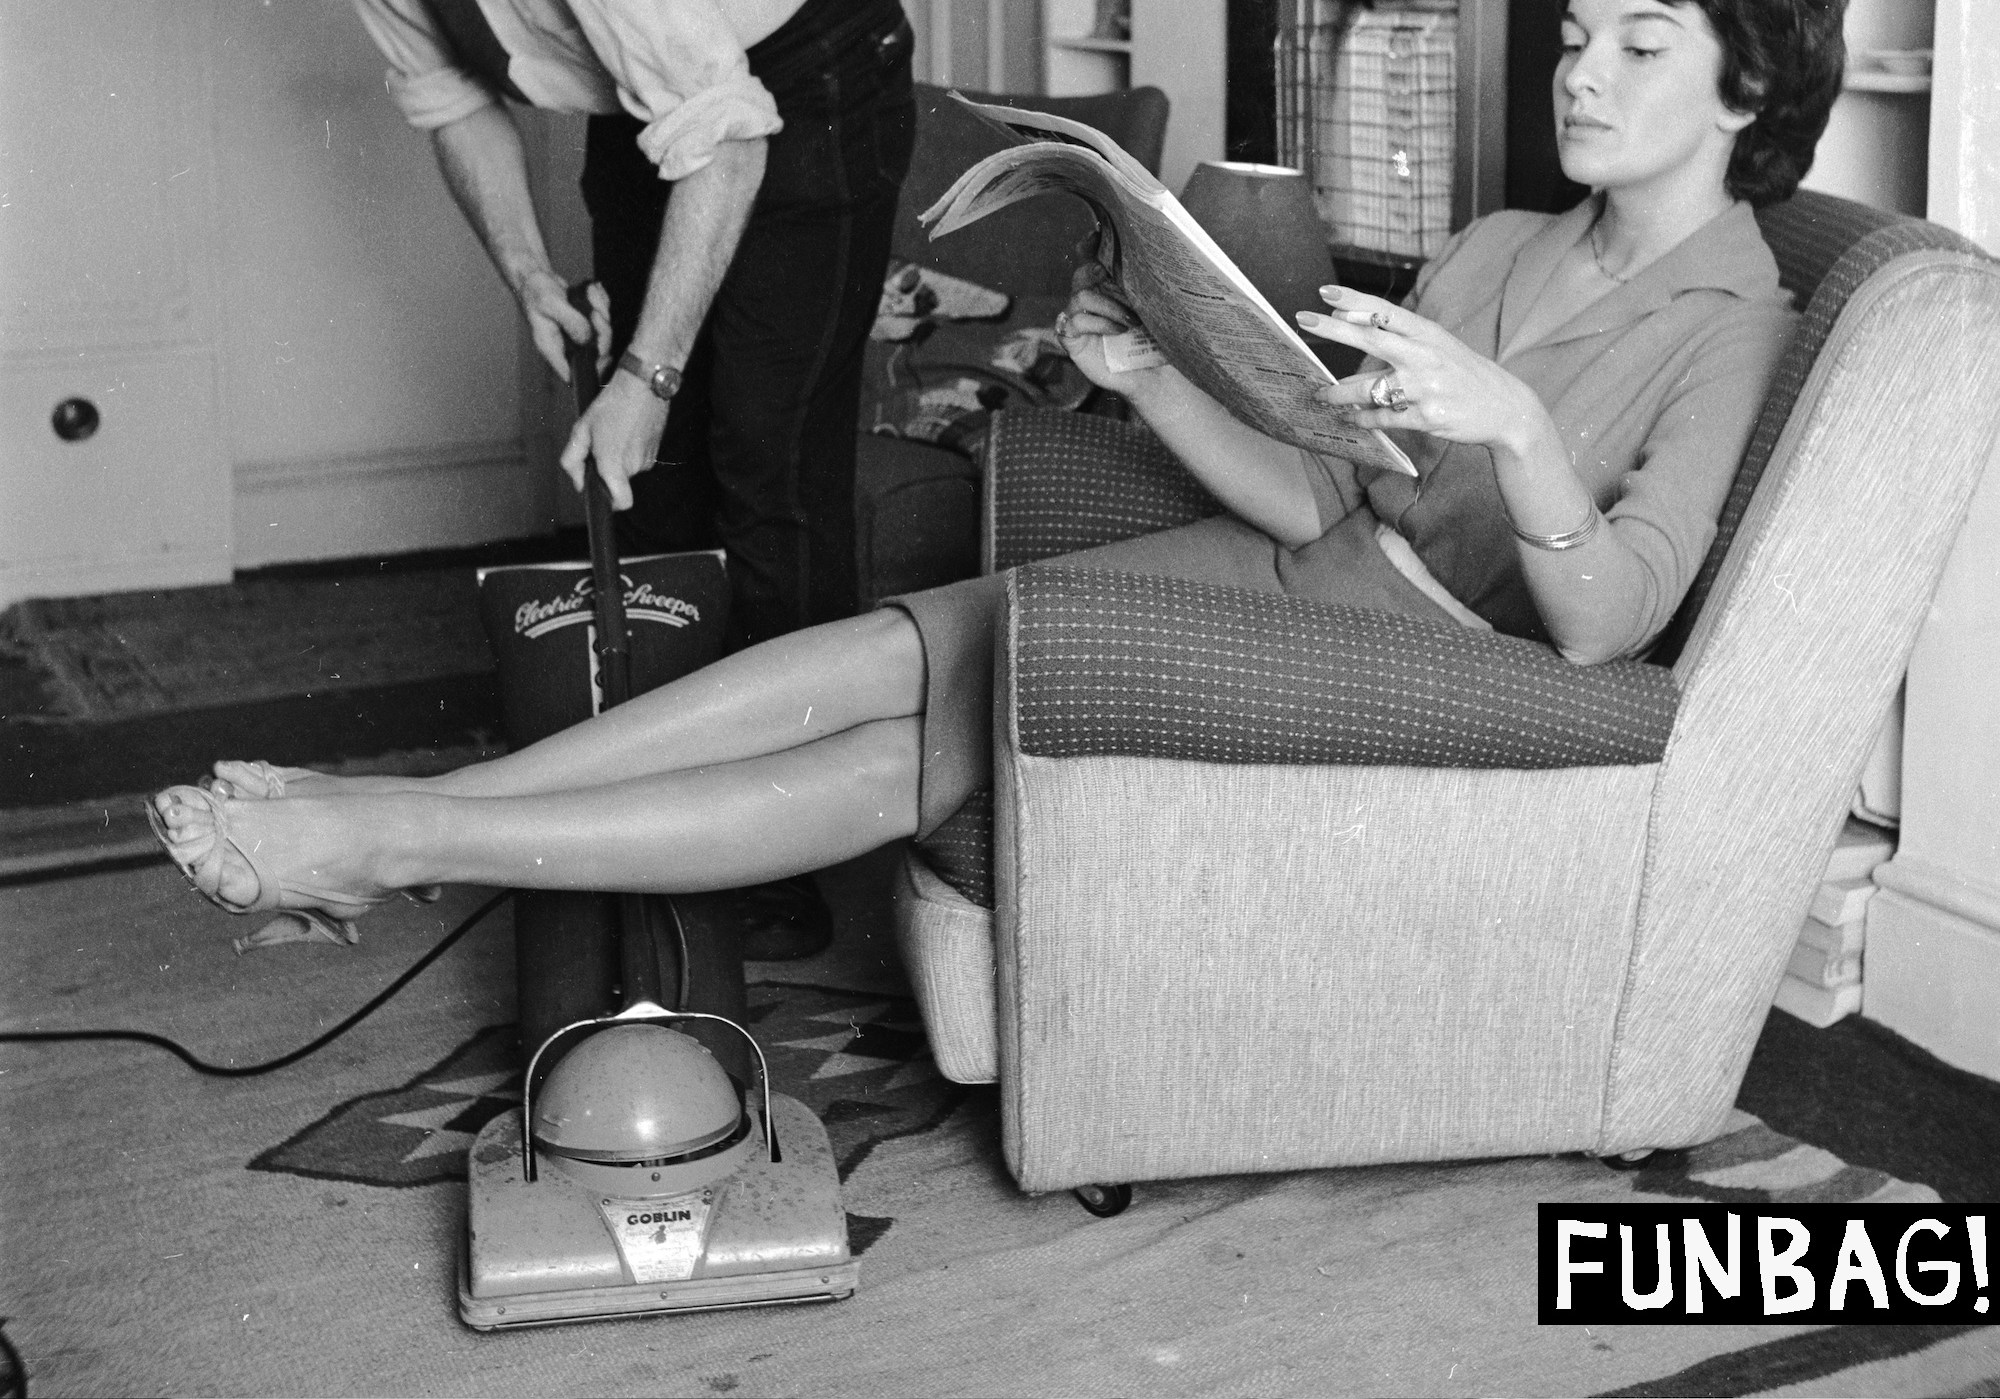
[0,888,510,1077]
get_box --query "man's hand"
[559,369,670,509]
[519,272,612,383]
[429,109,613,382]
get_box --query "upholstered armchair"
[891,191,2000,1204]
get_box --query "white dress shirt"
[351,0,800,179]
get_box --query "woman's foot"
[207,761,444,903]
[208,759,428,801]
[148,785,394,923]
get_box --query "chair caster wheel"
[1601,1149,1655,1171]
[1072,1182,1132,1217]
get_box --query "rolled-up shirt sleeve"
[351,0,500,130]
[565,0,783,180]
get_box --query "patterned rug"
[3,858,1993,1397]
[247,981,968,1240]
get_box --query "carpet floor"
[4,853,1995,1399]
[4,556,1996,1395]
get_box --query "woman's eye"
[1624,46,1662,58]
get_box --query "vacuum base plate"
[458,1252,858,1329]
[460,1091,856,1330]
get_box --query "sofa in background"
[854,82,1169,606]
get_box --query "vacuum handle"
[563,283,676,1014]
[565,281,632,712]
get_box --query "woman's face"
[1552,0,1753,197]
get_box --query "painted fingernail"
[1320,286,1345,302]
[1295,310,1324,326]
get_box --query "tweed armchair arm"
[984,408,1220,571]
[1008,566,1680,769]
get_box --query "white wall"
[1,3,234,603]
[214,0,556,568]
[1861,0,2000,1080]
[0,0,1044,608]
[0,0,578,606]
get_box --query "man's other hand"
[559,371,670,510]
[519,272,612,382]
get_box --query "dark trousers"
[581,0,914,649]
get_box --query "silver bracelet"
[1511,501,1600,551]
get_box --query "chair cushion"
[891,849,1000,1083]
[1009,565,1681,768]
[987,409,1220,570]
[910,788,996,908]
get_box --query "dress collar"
[1495,195,1782,356]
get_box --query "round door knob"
[52,397,101,442]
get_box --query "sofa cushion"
[855,435,983,608]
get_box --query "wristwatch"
[617,350,682,402]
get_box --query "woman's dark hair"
[1675,0,1847,206]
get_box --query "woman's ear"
[1718,74,1764,136]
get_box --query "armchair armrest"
[1009,566,1680,768]
[985,409,1219,571]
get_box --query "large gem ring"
[1369,376,1396,409]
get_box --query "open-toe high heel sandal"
[209,759,320,800]
[203,762,443,906]
[146,785,390,930]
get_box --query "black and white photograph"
[3,0,1997,1393]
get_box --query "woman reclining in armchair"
[151,0,1842,964]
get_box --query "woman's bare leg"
[215,609,926,801]
[162,718,923,913]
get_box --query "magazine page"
[919,105,1415,476]
[945,93,1162,193]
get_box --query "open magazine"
[919,94,1416,477]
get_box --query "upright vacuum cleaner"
[457,289,857,1329]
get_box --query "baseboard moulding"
[1864,854,2000,1081]
[0,545,234,611]
[233,440,556,570]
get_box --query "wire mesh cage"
[1277,0,1458,260]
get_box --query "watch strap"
[616,350,682,402]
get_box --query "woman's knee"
[843,606,926,711]
[827,715,923,819]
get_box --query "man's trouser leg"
[579,5,913,645]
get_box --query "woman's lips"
[1563,115,1612,136]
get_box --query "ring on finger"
[1055,312,1071,336]
[1368,375,1396,409]
[1369,310,1392,331]
[1385,385,1411,411]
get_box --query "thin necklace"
[1589,216,1631,284]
